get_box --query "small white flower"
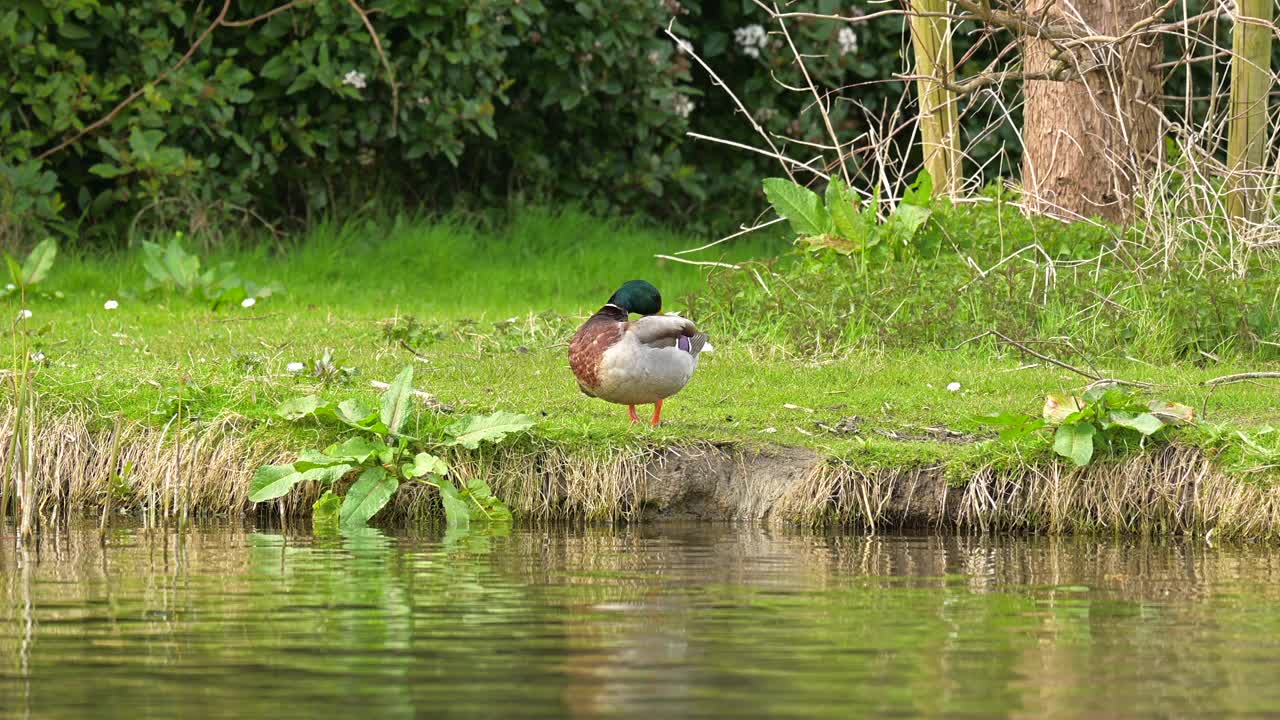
[30,351,45,363]
[4,283,14,291]
[17,309,32,320]
[947,382,962,392]
[241,297,256,308]
[342,70,367,89]
[416,95,431,106]
[734,24,767,59]
[103,299,119,310]
[286,362,305,373]
[837,27,859,56]
[675,38,693,55]
[671,95,695,118]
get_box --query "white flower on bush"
[946,382,962,392]
[342,70,367,89]
[675,38,693,55]
[286,362,305,374]
[670,95,695,119]
[103,299,119,310]
[837,27,859,56]
[17,309,32,320]
[734,24,767,58]
[241,297,256,308]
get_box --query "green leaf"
[312,490,341,534]
[339,466,398,528]
[140,241,169,286]
[1108,412,1164,437]
[379,366,415,435]
[337,398,374,425]
[445,411,535,449]
[324,436,385,464]
[1148,400,1195,425]
[826,177,859,241]
[762,178,829,236]
[20,238,55,286]
[1043,394,1085,425]
[903,168,933,207]
[4,253,22,288]
[403,452,449,478]
[885,203,931,245]
[437,476,472,528]
[277,395,332,420]
[1054,422,1096,466]
[465,478,513,524]
[249,464,301,502]
[298,463,353,484]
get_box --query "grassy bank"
[5,207,1280,532]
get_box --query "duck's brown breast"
[568,309,626,391]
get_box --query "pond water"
[2,523,1280,719]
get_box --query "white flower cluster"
[670,95,695,119]
[734,24,767,59]
[837,27,859,56]
[342,70,367,90]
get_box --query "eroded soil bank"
[5,410,1276,538]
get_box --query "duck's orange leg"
[651,399,664,426]
[628,404,640,423]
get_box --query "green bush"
[0,0,1251,247]
[0,0,699,247]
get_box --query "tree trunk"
[1020,0,1163,224]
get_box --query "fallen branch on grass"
[955,330,1152,388]
[1203,372,1280,387]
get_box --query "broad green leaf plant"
[979,385,1196,466]
[250,366,534,530]
[762,171,935,268]
[2,238,57,299]
[141,232,279,309]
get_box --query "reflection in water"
[2,523,1280,719]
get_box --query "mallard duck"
[569,280,712,425]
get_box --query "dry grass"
[4,406,1280,539]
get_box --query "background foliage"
[0,0,1253,249]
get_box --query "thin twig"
[346,0,400,136]
[37,0,233,159]
[397,339,430,362]
[674,217,785,256]
[221,0,303,27]
[1203,372,1280,387]
[655,255,742,269]
[955,330,1152,387]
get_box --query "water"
[3,524,1280,719]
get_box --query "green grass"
[10,207,1280,479]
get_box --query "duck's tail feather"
[678,333,711,356]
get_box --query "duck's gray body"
[569,306,710,406]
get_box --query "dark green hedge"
[0,0,1232,248]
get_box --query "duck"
[569,280,712,425]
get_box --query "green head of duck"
[608,280,662,315]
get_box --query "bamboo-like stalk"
[908,0,962,196]
[1225,0,1274,222]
